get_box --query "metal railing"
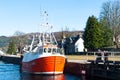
[86,52,120,63]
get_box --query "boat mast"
[29,35,34,51]
[40,11,58,45]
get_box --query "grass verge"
[66,55,120,61]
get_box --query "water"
[0,61,81,80]
[0,61,20,80]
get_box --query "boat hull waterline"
[22,56,65,74]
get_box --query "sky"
[0,0,110,36]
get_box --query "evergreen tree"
[83,15,104,50]
[99,18,113,47]
[7,40,16,54]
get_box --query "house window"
[118,38,120,42]
[75,48,78,52]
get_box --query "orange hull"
[22,56,65,74]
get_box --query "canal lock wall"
[64,61,92,77]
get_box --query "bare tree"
[12,31,30,54]
[14,31,25,36]
[100,0,120,48]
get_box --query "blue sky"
[0,0,110,36]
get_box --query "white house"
[75,37,84,52]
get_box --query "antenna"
[39,11,57,45]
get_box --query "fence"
[86,52,120,63]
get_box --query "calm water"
[0,61,82,80]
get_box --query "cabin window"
[53,48,56,53]
[32,46,37,50]
[57,49,60,53]
[57,48,63,54]
[48,48,51,53]
[39,48,43,53]
[44,48,47,53]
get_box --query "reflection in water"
[81,75,86,80]
[21,74,65,80]
[65,74,81,80]
[21,73,82,80]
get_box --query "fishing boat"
[21,12,66,74]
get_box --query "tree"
[7,40,16,54]
[100,0,120,48]
[99,18,113,47]
[83,15,104,50]
[14,31,25,36]
[62,26,73,38]
[13,31,26,51]
[0,36,9,47]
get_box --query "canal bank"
[64,59,120,80]
[0,55,120,80]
